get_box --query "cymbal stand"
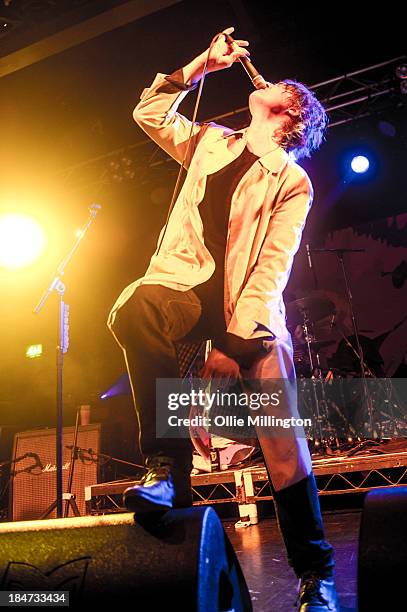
[336,250,375,437]
[311,248,375,438]
[301,311,327,449]
[334,324,375,378]
[303,310,343,453]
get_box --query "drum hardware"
[288,294,340,452]
[297,341,407,456]
[346,439,387,457]
[328,323,407,442]
[309,247,378,442]
[303,330,327,448]
[286,295,336,329]
[290,247,407,456]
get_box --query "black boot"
[123,455,193,515]
[297,573,339,611]
[272,474,334,578]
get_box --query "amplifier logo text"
[42,462,70,473]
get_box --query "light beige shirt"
[108,73,313,343]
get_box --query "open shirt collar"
[226,128,289,174]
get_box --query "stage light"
[26,344,43,359]
[0,213,46,269]
[351,155,370,174]
[395,64,407,94]
[395,64,407,80]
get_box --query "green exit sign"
[26,344,43,359]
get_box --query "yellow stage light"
[26,344,43,359]
[0,213,46,269]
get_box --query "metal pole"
[56,289,65,518]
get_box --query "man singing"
[108,28,339,611]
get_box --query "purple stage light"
[100,373,132,399]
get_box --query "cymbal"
[287,296,336,327]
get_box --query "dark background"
[0,1,405,439]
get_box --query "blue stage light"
[351,155,370,174]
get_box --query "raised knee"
[111,285,159,340]
[130,284,158,308]
[123,284,168,318]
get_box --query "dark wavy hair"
[276,80,328,160]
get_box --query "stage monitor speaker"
[358,486,407,611]
[0,507,252,611]
[10,424,101,521]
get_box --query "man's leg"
[240,336,338,610]
[111,284,208,511]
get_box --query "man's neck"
[246,116,283,157]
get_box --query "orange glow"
[0,213,47,269]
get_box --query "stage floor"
[225,510,360,612]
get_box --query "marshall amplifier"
[0,426,19,521]
[10,424,101,521]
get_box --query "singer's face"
[249,82,297,117]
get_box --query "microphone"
[305,244,313,269]
[89,203,102,212]
[89,203,102,218]
[223,32,269,90]
[66,445,96,459]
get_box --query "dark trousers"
[111,283,334,578]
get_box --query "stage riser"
[85,453,407,516]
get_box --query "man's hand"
[203,26,250,74]
[183,27,249,85]
[200,347,240,387]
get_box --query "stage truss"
[85,447,407,519]
[58,55,406,194]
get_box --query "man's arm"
[132,28,249,167]
[132,70,206,168]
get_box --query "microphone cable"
[155,31,232,255]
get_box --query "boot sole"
[123,491,172,515]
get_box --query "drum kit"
[185,287,406,468]
[287,290,406,455]
[181,247,407,467]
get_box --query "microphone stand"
[63,407,81,518]
[65,446,144,471]
[311,247,375,438]
[33,204,101,519]
[305,243,319,290]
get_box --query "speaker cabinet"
[10,424,101,521]
[0,507,252,611]
[0,426,18,520]
[358,487,407,611]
